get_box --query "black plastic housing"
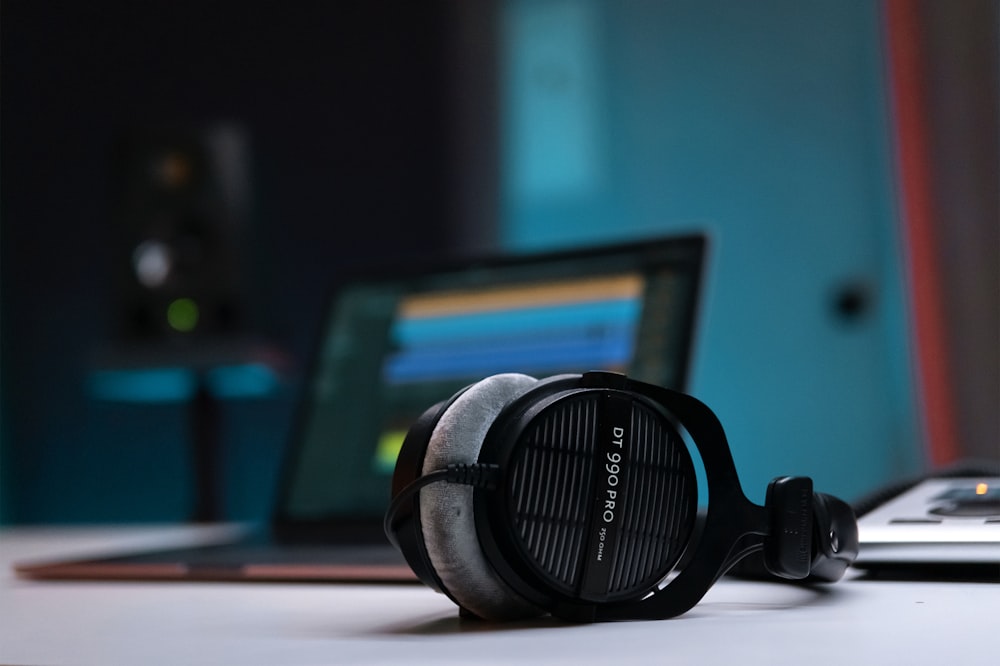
[764,476,815,579]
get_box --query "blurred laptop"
[16,234,707,583]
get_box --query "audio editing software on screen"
[283,243,700,522]
[373,273,646,473]
[385,274,644,384]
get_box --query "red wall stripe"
[883,0,961,466]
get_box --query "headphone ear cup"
[420,373,541,620]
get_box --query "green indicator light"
[167,298,199,333]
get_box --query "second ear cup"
[419,373,542,620]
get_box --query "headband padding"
[419,373,541,620]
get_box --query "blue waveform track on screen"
[384,326,634,383]
[383,297,641,384]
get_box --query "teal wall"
[499,0,923,502]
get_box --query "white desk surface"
[1,526,996,666]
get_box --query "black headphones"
[384,371,858,622]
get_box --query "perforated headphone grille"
[508,395,598,590]
[506,393,697,602]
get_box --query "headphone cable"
[383,463,501,548]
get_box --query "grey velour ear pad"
[419,373,541,620]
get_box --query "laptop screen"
[275,235,706,525]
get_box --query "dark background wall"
[496,0,997,500]
[1,1,496,522]
[2,0,995,524]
